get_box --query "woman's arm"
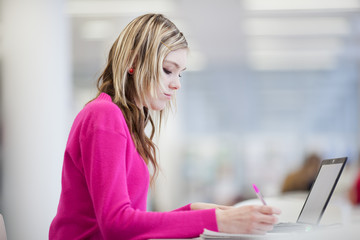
[172,202,281,235]
[190,202,233,211]
[171,204,191,211]
[81,126,218,239]
[172,203,231,212]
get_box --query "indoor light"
[67,0,175,16]
[243,0,360,11]
[244,17,350,36]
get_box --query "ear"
[127,54,138,75]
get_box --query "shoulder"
[85,95,121,116]
[78,93,127,134]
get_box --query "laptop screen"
[296,157,347,225]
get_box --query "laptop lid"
[296,157,347,225]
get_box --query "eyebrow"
[164,60,187,71]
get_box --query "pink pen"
[253,184,267,205]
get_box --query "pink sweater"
[49,93,218,240]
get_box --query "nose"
[169,77,181,90]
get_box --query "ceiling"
[68,0,360,79]
[67,0,360,141]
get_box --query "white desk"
[235,192,360,240]
[153,192,360,239]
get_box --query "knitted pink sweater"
[49,93,218,240]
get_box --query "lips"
[164,93,172,99]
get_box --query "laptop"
[270,156,347,233]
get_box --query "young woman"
[49,13,280,240]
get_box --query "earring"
[128,68,134,75]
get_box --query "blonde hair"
[96,13,188,184]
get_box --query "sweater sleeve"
[172,204,192,212]
[80,127,218,240]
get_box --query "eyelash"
[163,68,171,75]
[163,68,182,78]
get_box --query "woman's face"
[148,48,188,111]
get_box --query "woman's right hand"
[215,205,281,235]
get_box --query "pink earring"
[128,68,134,75]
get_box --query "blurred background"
[0,0,360,239]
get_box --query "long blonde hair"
[96,14,188,183]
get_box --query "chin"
[149,103,166,111]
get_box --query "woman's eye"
[163,68,171,75]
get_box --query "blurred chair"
[348,154,360,205]
[0,214,7,240]
[281,153,321,193]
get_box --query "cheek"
[157,77,169,93]
[159,71,171,85]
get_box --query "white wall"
[1,1,71,239]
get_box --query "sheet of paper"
[200,229,291,239]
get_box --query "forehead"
[163,48,188,69]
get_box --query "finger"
[258,214,279,224]
[255,223,274,233]
[259,205,281,215]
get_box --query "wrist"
[215,209,225,232]
[190,202,202,210]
